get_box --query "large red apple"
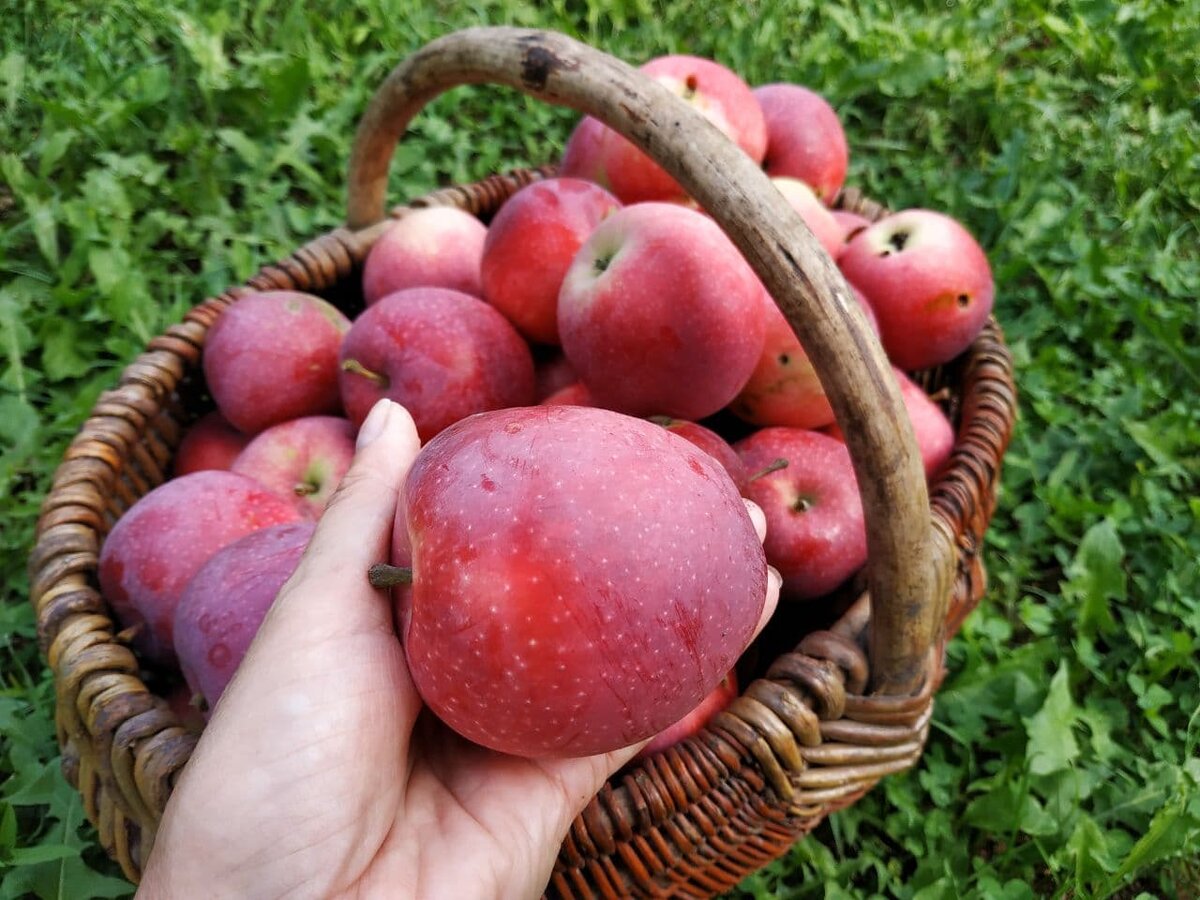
[203,291,349,434]
[361,207,488,305]
[735,428,867,600]
[230,416,355,519]
[754,84,849,204]
[593,55,767,204]
[481,178,621,345]
[338,287,535,441]
[838,209,994,370]
[827,368,955,481]
[98,471,304,665]
[174,411,250,476]
[174,521,315,710]
[558,203,766,420]
[396,405,767,758]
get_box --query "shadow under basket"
[28,27,1017,900]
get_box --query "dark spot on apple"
[593,251,614,275]
[683,74,698,99]
[887,229,910,253]
[778,353,791,366]
[503,422,523,435]
[480,475,496,493]
[688,457,709,479]
[957,294,971,307]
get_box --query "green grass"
[2,0,1198,896]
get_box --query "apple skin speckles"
[397,405,766,758]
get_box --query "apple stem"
[368,563,413,587]
[342,358,389,388]
[747,458,789,483]
[294,481,318,496]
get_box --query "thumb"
[270,398,422,633]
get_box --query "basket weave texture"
[29,28,1016,900]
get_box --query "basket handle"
[345,27,942,697]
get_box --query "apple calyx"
[368,563,413,587]
[747,458,789,483]
[341,358,389,388]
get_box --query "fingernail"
[356,399,393,450]
[767,565,782,591]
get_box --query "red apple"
[175,521,315,710]
[481,178,621,345]
[838,209,994,370]
[652,417,748,493]
[396,405,767,757]
[636,670,738,759]
[826,368,955,481]
[338,287,535,441]
[231,416,355,519]
[558,203,766,420]
[594,55,767,204]
[539,381,594,407]
[174,411,250,476]
[735,428,867,600]
[98,471,304,665]
[831,209,873,252]
[773,177,843,259]
[203,291,350,434]
[755,84,849,204]
[732,288,877,430]
[362,207,488,305]
[559,116,611,188]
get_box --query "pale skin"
[139,399,781,899]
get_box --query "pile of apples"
[98,53,993,759]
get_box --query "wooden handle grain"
[345,27,940,696]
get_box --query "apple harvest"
[100,52,994,760]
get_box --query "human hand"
[138,399,780,899]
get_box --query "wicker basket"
[28,28,1015,898]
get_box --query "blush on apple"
[394,405,767,758]
[481,178,621,345]
[731,287,877,430]
[838,209,994,370]
[735,427,867,601]
[772,177,844,259]
[338,287,535,442]
[826,368,955,481]
[558,116,612,188]
[652,417,748,494]
[174,411,251,476]
[203,291,350,434]
[754,83,849,204]
[231,416,355,519]
[361,207,488,305]
[558,203,766,420]
[635,670,738,759]
[98,471,304,665]
[592,55,767,204]
[175,521,315,710]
